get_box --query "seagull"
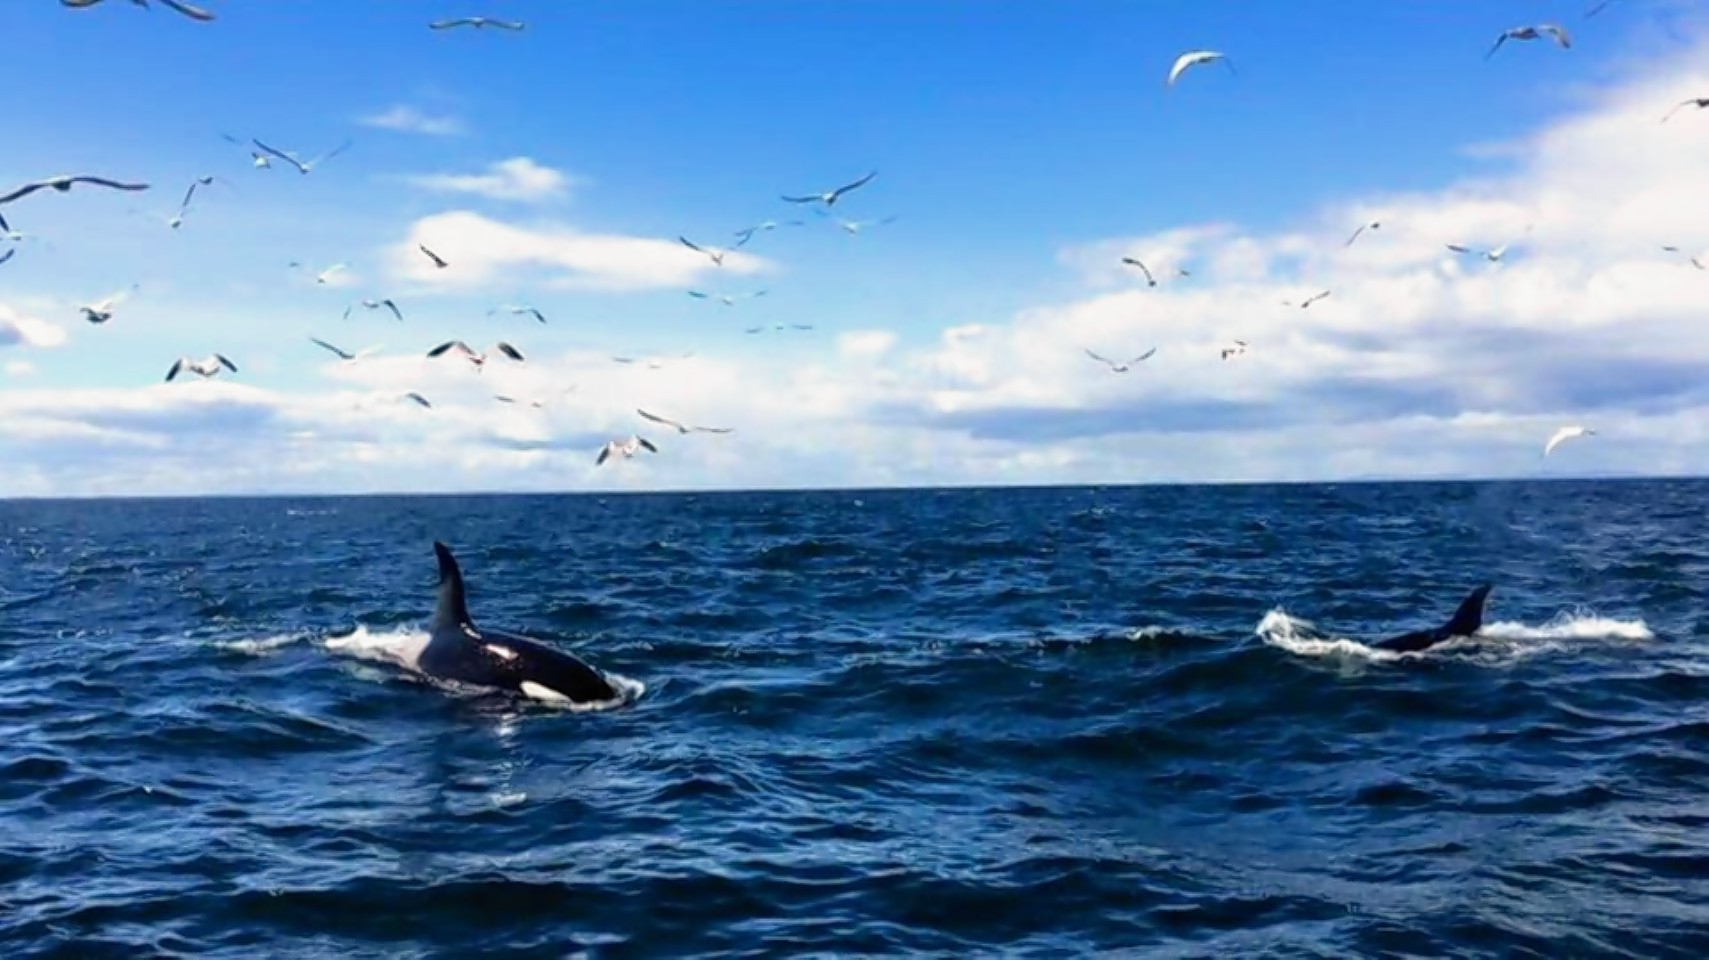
[1544,425,1595,457]
[60,0,215,21]
[1446,243,1510,263]
[427,340,524,370]
[1120,257,1158,287]
[403,392,433,409]
[292,259,348,281]
[488,304,547,324]
[1220,339,1248,360]
[637,408,734,435]
[309,338,381,362]
[342,298,404,322]
[221,134,274,170]
[79,285,138,324]
[1585,0,1620,16]
[1167,50,1235,87]
[165,175,218,228]
[253,138,351,175]
[429,17,526,30]
[1662,98,1709,123]
[1662,246,1706,269]
[744,326,764,334]
[1084,347,1157,373]
[1487,25,1572,60]
[733,220,803,246]
[596,435,659,466]
[493,394,546,409]
[0,249,13,267]
[0,175,149,209]
[837,216,897,235]
[418,244,449,269]
[679,236,729,266]
[782,171,877,207]
[687,290,767,306]
[1345,220,1382,247]
[1285,290,1332,309]
[165,354,237,382]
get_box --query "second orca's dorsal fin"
[432,541,473,629]
[1442,584,1491,638]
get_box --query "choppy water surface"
[2,481,1706,957]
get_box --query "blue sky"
[2,0,1707,495]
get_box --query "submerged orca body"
[418,541,619,704]
[1373,584,1493,653]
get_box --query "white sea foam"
[214,632,309,656]
[1255,607,1652,666]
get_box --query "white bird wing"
[1084,348,1115,368]
[310,337,353,360]
[1544,426,1585,457]
[637,408,685,431]
[1168,50,1226,87]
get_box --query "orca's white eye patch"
[519,681,571,703]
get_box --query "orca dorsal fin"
[432,541,473,629]
[1442,584,1492,638]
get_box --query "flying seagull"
[1121,257,1158,287]
[1446,243,1510,263]
[783,171,877,207]
[417,244,450,270]
[309,337,381,362]
[164,175,218,228]
[403,392,433,409]
[342,298,403,322]
[679,236,729,266]
[488,304,547,324]
[1662,245,1706,269]
[493,394,546,409]
[253,138,351,175]
[637,408,734,435]
[427,340,524,370]
[1487,25,1572,60]
[1220,339,1248,360]
[1168,50,1234,87]
[429,17,526,30]
[838,216,897,235]
[734,220,803,246]
[1084,347,1157,373]
[1662,98,1709,123]
[1585,0,1621,16]
[688,290,767,306]
[1345,220,1382,247]
[291,262,350,285]
[0,175,149,209]
[1285,290,1332,309]
[60,0,215,21]
[80,285,139,324]
[1544,425,1595,457]
[165,354,237,383]
[596,435,659,466]
[220,134,274,170]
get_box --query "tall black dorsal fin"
[433,541,473,629]
[1442,584,1491,638]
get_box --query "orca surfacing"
[418,541,622,705]
[1373,584,1493,653]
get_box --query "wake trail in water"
[1256,607,1653,665]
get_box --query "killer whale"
[417,541,621,704]
[1373,584,1492,653]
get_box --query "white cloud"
[358,105,466,137]
[385,210,773,292]
[838,330,897,360]
[5,360,35,377]
[404,157,571,202]
[0,304,67,350]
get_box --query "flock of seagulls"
[16,4,1700,473]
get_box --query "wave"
[1255,607,1652,665]
[213,633,309,656]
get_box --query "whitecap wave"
[1255,607,1651,666]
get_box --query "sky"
[2,0,1708,496]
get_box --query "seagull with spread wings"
[637,408,734,435]
[1345,220,1382,247]
[596,436,659,466]
[1121,257,1158,287]
[430,17,526,31]
[60,0,214,21]
[1084,347,1157,373]
[1662,98,1709,123]
[165,354,238,382]
[679,236,730,266]
[0,176,149,211]
[80,285,139,325]
[342,298,404,322]
[488,304,547,324]
[1487,25,1572,60]
[688,290,767,307]
[427,340,524,371]
[1167,50,1235,87]
[253,138,351,175]
[783,171,877,207]
[310,338,381,362]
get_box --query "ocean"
[1,481,1705,958]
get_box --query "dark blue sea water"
[2,481,1706,958]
